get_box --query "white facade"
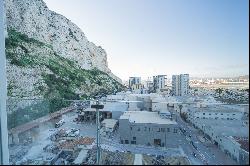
[153,75,167,92]
[172,74,189,96]
[193,119,249,164]
[145,80,153,91]
[187,106,244,122]
[152,97,168,112]
[129,77,141,89]
[219,136,249,164]
[101,119,118,133]
[106,94,126,101]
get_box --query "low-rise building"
[193,119,249,164]
[101,119,118,133]
[77,108,112,122]
[119,111,179,147]
[187,105,244,122]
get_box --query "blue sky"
[44,0,249,80]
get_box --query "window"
[133,137,136,140]
[121,140,124,144]
[209,113,211,115]
[130,127,132,131]
[167,128,170,132]
[149,128,150,132]
[203,113,205,115]
[221,113,223,115]
[144,127,147,131]
[125,140,129,144]
[161,128,165,132]
[174,128,178,133]
[131,141,136,144]
[233,114,235,116]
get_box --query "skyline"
[43,0,249,81]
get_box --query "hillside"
[6,29,124,100]
[4,0,125,100]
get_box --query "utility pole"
[91,100,104,165]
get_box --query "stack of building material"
[58,137,95,150]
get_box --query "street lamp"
[91,100,104,165]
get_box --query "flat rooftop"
[101,119,118,128]
[195,119,249,137]
[192,105,242,113]
[120,111,177,125]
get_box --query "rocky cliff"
[5,0,124,99]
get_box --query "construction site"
[8,105,191,165]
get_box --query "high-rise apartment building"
[129,77,141,89]
[172,74,189,96]
[153,75,167,92]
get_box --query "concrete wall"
[119,119,179,147]
[219,136,240,162]
[193,111,243,120]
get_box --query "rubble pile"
[85,147,97,165]
[143,154,190,165]
[101,150,134,165]
[57,137,95,150]
[9,146,29,164]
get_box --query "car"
[67,128,80,137]
[193,152,197,157]
[55,119,65,128]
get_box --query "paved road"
[100,137,183,157]
[169,107,238,165]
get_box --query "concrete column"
[0,0,9,164]
[12,133,19,144]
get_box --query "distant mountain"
[238,75,249,79]
[190,75,249,80]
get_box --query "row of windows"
[196,117,236,120]
[130,126,178,133]
[121,140,137,144]
[202,113,236,116]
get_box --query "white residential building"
[153,75,167,92]
[145,79,154,92]
[172,74,189,96]
[129,77,141,89]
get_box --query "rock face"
[5,0,121,82]
[4,0,124,99]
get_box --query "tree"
[179,104,183,114]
